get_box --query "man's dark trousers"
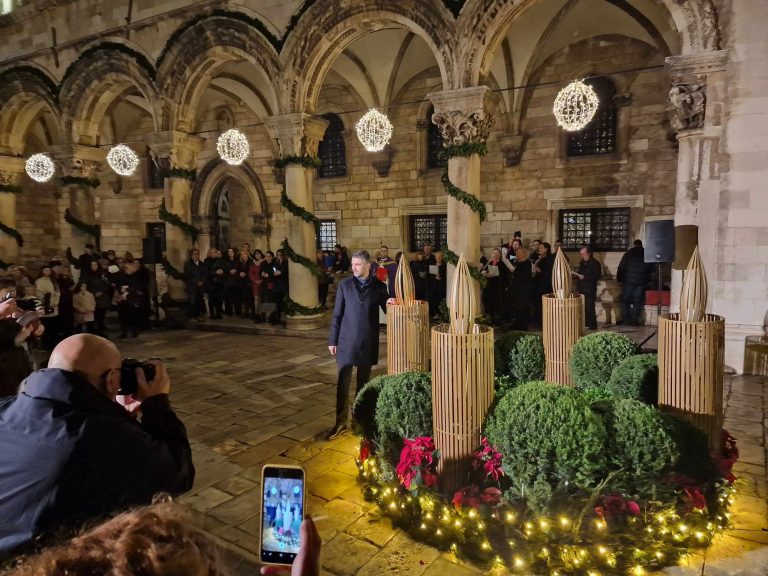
[621,284,645,324]
[335,364,372,427]
[584,289,598,329]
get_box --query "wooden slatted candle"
[431,255,494,492]
[387,253,430,374]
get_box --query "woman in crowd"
[34,266,60,349]
[430,251,447,318]
[82,260,111,335]
[204,249,224,320]
[55,266,76,338]
[112,261,145,338]
[0,317,34,397]
[480,248,512,326]
[249,249,266,323]
[72,282,96,334]
[237,249,254,318]
[511,247,533,330]
[221,247,240,317]
[532,241,555,325]
[272,250,289,324]
[316,250,332,310]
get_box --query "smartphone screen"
[260,465,305,565]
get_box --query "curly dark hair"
[8,503,227,576]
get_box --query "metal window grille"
[318,114,347,178]
[317,220,337,251]
[409,214,447,251]
[558,207,630,252]
[426,107,447,169]
[566,76,618,157]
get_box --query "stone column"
[50,145,103,258]
[147,131,205,301]
[665,52,728,312]
[427,86,493,301]
[265,113,329,330]
[0,156,25,263]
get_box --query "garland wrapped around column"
[160,167,196,181]
[158,198,200,242]
[442,248,486,287]
[64,208,101,242]
[0,183,22,194]
[0,221,23,247]
[280,237,324,279]
[61,176,100,189]
[161,257,186,281]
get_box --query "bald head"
[49,334,122,397]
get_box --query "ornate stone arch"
[0,64,62,154]
[280,0,456,114]
[458,0,722,87]
[156,14,280,132]
[58,40,160,145]
[191,158,270,225]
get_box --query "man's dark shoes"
[326,423,348,441]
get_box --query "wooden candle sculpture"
[542,249,584,386]
[386,253,430,374]
[659,247,725,450]
[431,254,494,492]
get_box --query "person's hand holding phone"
[260,516,321,576]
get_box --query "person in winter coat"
[0,318,34,397]
[204,249,224,319]
[326,249,388,440]
[183,249,208,322]
[34,266,60,349]
[575,245,602,330]
[72,282,96,333]
[617,239,653,326]
[249,250,266,322]
[82,261,111,335]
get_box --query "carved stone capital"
[497,134,526,167]
[668,83,707,133]
[427,86,494,146]
[146,131,205,172]
[0,156,25,184]
[665,50,728,82]
[49,144,104,179]
[265,113,330,158]
[370,147,394,177]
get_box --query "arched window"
[566,76,618,157]
[318,114,346,178]
[426,106,447,169]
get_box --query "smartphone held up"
[260,464,306,565]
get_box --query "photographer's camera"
[118,358,157,396]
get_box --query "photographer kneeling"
[0,334,195,557]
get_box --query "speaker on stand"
[640,220,676,349]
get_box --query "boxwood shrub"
[375,371,433,441]
[494,331,530,376]
[485,381,607,512]
[570,332,638,392]
[352,375,387,439]
[508,334,545,383]
[607,353,659,404]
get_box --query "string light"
[25,153,55,182]
[216,128,250,165]
[553,79,599,132]
[355,108,393,152]
[106,144,140,176]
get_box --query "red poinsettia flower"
[452,485,502,511]
[396,436,439,492]
[471,437,505,482]
[682,486,707,511]
[595,494,640,520]
[359,439,371,463]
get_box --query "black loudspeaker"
[142,237,163,264]
[674,225,698,270]
[644,220,675,263]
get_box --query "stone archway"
[191,158,270,254]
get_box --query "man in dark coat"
[183,248,208,321]
[617,239,652,326]
[0,334,194,556]
[327,249,388,440]
[575,245,602,330]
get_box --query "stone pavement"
[117,328,768,576]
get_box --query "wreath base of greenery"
[284,294,325,317]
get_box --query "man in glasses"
[0,333,194,556]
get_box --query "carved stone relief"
[668,83,706,132]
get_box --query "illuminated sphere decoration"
[356,108,393,152]
[553,79,600,132]
[217,128,250,165]
[25,153,56,183]
[106,144,140,176]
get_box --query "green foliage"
[570,332,638,392]
[159,198,200,242]
[441,248,487,286]
[604,399,679,483]
[508,334,545,383]
[485,381,607,512]
[161,258,185,281]
[280,189,321,233]
[607,353,658,403]
[663,414,716,481]
[64,208,101,242]
[161,167,197,180]
[61,175,100,188]
[0,183,22,194]
[352,376,386,440]
[375,372,433,441]
[0,221,23,247]
[280,238,325,279]
[274,154,322,169]
[493,331,530,376]
[283,294,325,317]
[494,374,517,400]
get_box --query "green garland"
[284,294,325,316]
[61,176,100,189]
[64,208,101,240]
[280,238,325,280]
[65,247,80,270]
[161,258,186,281]
[274,154,322,170]
[0,221,23,247]
[158,198,200,242]
[161,167,197,181]
[442,248,487,287]
[280,189,321,232]
[0,183,22,194]
[438,142,488,222]
[0,259,9,270]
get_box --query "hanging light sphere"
[553,79,600,132]
[217,128,250,166]
[107,144,140,176]
[356,108,393,152]
[25,153,56,183]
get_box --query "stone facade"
[0,0,765,371]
